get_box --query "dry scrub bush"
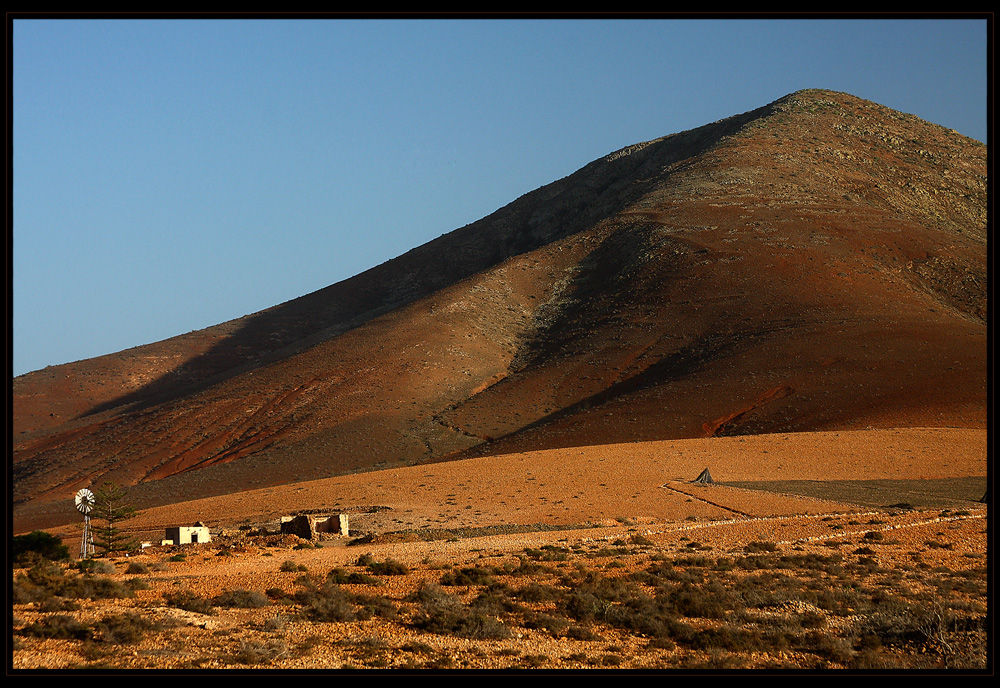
[326,567,380,586]
[365,558,411,576]
[232,639,289,666]
[408,583,511,640]
[164,589,216,615]
[213,588,271,608]
[294,579,358,622]
[14,560,134,604]
[439,565,498,586]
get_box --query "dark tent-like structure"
[692,468,714,485]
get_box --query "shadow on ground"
[722,477,988,509]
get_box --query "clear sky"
[11,16,989,377]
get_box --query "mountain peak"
[13,91,986,533]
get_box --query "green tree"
[91,482,139,555]
[12,530,70,565]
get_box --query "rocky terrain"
[12,427,988,671]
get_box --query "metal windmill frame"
[75,488,96,559]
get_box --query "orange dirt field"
[110,427,986,540]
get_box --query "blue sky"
[11,17,989,377]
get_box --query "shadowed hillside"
[12,89,987,532]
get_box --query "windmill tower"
[75,488,96,559]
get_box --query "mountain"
[12,89,987,533]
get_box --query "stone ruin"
[280,513,349,540]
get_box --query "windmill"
[75,488,96,559]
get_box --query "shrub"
[35,595,81,612]
[521,654,549,667]
[402,641,436,655]
[781,552,844,574]
[736,554,780,571]
[164,590,216,615]
[326,567,380,586]
[567,625,603,641]
[16,559,133,601]
[280,560,308,573]
[366,558,410,576]
[524,612,571,636]
[263,615,287,631]
[470,585,524,616]
[19,614,92,640]
[515,581,563,602]
[452,613,511,640]
[691,626,765,652]
[505,557,552,577]
[641,560,703,584]
[92,613,161,644]
[806,587,868,616]
[78,559,116,575]
[713,556,736,571]
[265,587,290,601]
[924,540,953,550]
[800,609,827,628]
[659,580,739,619]
[439,566,496,586]
[674,555,713,568]
[802,630,855,663]
[294,579,358,622]
[12,573,55,605]
[353,594,400,621]
[523,546,570,561]
[125,561,149,574]
[12,531,70,564]
[857,599,978,662]
[647,636,676,650]
[125,577,150,592]
[232,639,289,666]
[409,583,510,640]
[213,588,271,608]
[849,556,880,576]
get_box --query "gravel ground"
[13,506,988,671]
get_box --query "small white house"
[163,523,211,545]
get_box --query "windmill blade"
[75,488,95,514]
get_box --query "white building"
[163,523,211,545]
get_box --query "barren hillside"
[12,89,987,533]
